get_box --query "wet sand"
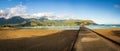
[0,29,78,51]
[93,28,120,43]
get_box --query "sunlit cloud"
[32,12,70,20]
[6,5,27,18]
[32,12,54,17]
[0,10,5,14]
[114,5,120,8]
[0,10,8,18]
[0,5,71,20]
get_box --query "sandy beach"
[93,28,120,43]
[0,29,78,51]
[0,29,71,39]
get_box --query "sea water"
[20,24,120,30]
[86,24,120,29]
[20,26,80,30]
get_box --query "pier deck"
[73,27,120,51]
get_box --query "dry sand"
[0,29,78,51]
[93,28,120,43]
[0,29,68,39]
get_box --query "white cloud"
[6,5,27,19]
[0,10,5,14]
[0,5,72,20]
[0,10,8,18]
[32,12,54,17]
[31,12,70,20]
[114,5,120,8]
[57,15,70,20]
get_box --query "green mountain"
[21,21,43,26]
[0,16,28,25]
[0,16,97,27]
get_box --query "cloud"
[0,10,5,14]
[32,12,54,17]
[6,5,27,18]
[31,12,70,20]
[0,5,71,20]
[0,10,8,18]
[114,5,120,8]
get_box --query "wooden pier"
[72,27,120,51]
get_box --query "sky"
[0,0,120,24]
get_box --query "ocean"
[19,24,120,30]
[86,24,120,29]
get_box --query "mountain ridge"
[0,16,97,27]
